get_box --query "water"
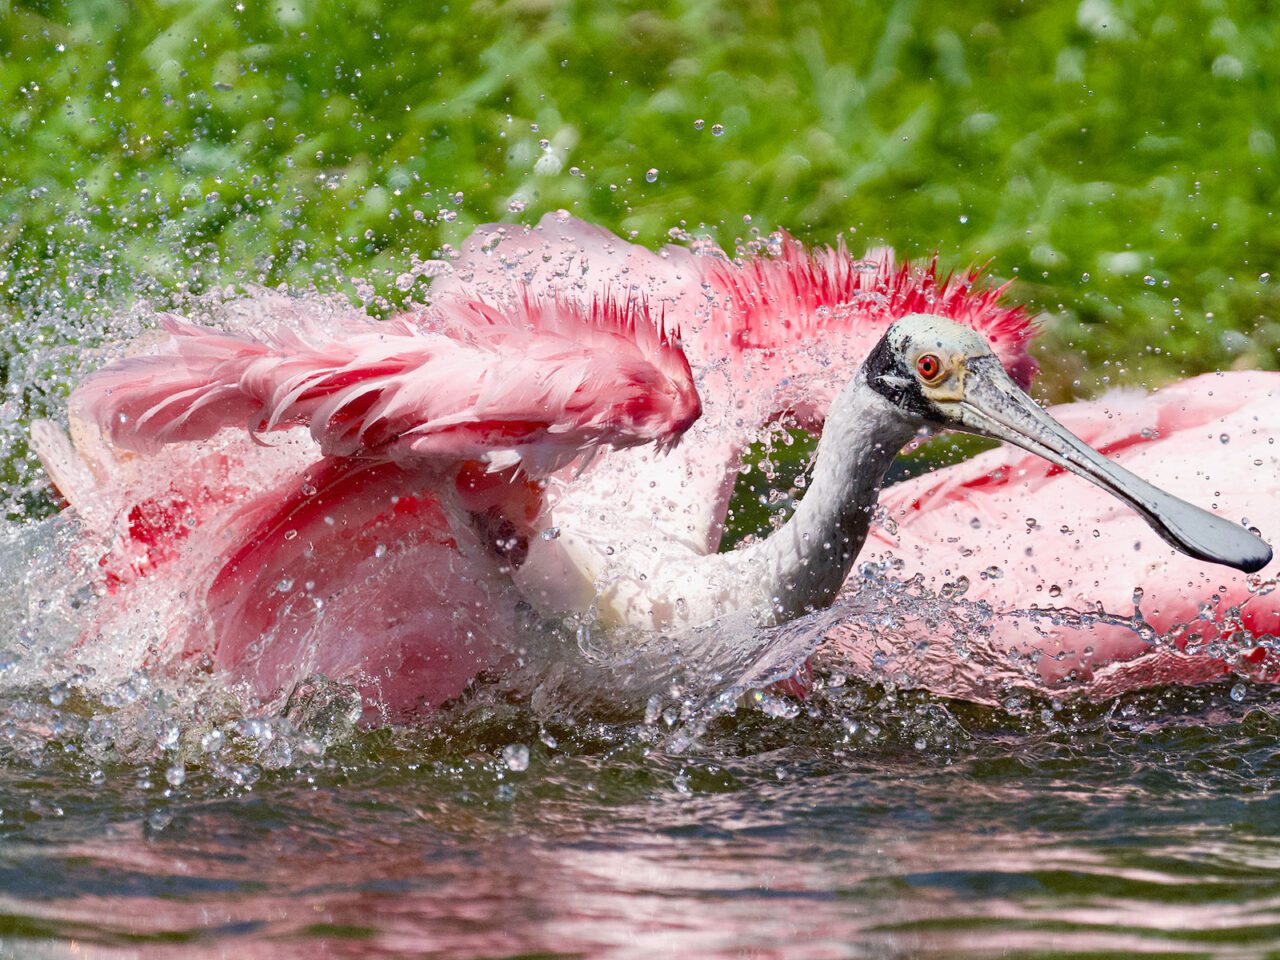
[4,676,1280,958]
[0,486,1275,960]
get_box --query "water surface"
[4,674,1280,959]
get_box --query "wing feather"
[76,291,701,476]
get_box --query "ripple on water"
[1,666,1280,957]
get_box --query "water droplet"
[1048,584,1063,598]
[158,723,180,750]
[645,168,659,183]
[507,197,527,213]
[501,743,529,772]
[1260,272,1271,283]
[693,118,705,130]
[1230,683,1247,702]
[710,123,724,136]
[1002,695,1026,714]
[757,693,800,719]
[940,575,970,599]
[1220,433,1231,444]
[981,565,1004,580]
[1143,274,1156,286]
[165,763,186,787]
[540,526,561,541]
[958,214,969,224]
[644,695,662,726]
[200,729,225,754]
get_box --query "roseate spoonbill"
[30,215,1275,718]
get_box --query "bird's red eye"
[916,354,943,382]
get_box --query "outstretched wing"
[33,287,702,710]
[688,235,1037,429]
[433,214,1037,422]
[78,291,701,477]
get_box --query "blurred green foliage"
[2,0,1278,398]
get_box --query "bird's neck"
[535,373,917,634]
[741,373,917,624]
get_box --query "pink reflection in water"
[6,779,1279,959]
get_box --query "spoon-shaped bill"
[951,357,1273,575]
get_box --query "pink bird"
[31,213,1276,720]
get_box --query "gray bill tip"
[1142,486,1273,574]
[1208,527,1272,574]
[1243,543,1273,574]
[1186,526,1272,574]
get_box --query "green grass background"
[2,0,1278,404]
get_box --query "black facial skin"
[862,331,943,423]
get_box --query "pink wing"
[79,293,700,477]
[826,371,1280,698]
[689,237,1037,430]
[43,284,699,718]
[193,455,519,720]
[428,211,705,315]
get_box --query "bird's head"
[863,313,1272,574]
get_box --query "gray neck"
[745,373,916,624]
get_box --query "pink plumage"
[697,236,1036,386]
[29,214,1276,720]
[83,293,699,474]
[828,371,1280,700]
